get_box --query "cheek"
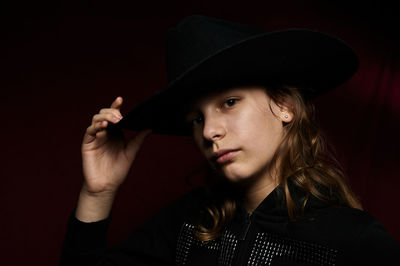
[238,111,283,160]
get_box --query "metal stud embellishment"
[175,223,338,265]
[247,232,338,266]
[218,231,238,265]
[175,223,238,266]
[175,223,196,265]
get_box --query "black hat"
[108,15,359,136]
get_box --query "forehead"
[184,86,265,113]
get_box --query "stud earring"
[284,114,289,119]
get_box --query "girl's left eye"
[224,98,238,107]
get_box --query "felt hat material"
[108,15,359,136]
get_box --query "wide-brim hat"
[108,15,359,136]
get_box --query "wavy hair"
[193,84,362,242]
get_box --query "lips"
[211,149,240,164]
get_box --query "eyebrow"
[182,88,246,117]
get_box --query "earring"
[284,114,289,119]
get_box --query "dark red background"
[1,1,399,265]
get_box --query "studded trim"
[218,231,238,265]
[248,232,338,265]
[175,223,238,266]
[175,223,338,266]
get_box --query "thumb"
[125,129,152,160]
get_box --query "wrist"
[76,186,118,222]
[80,184,118,199]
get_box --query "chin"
[220,162,269,187]
[220,165,253,183]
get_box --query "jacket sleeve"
[60,187,205,266]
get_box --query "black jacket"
[60,184,400,265]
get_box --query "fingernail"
[113,115,121,121]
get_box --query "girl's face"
[186,86,293,185]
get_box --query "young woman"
[60,15,399,265]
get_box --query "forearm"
[75,186,117,222]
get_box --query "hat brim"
[109,29,359,136]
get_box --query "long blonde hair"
[193,84,362,242]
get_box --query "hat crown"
[115,15,359,135]
[165,15,265,83]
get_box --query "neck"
[219,159,283,213]
[242,177,279,214]
[235,163,280,214]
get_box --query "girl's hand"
[81,96,151,195]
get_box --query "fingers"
[83,96,125,145]
[99,108,123,119]
[98,96,124,118]
[86,120,109,138]
[92,112,122,125]
[90,96,124,133]
[86,113,122,137]
[110,96,123,110]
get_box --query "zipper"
[239,213,252,240]
[234,212,253,266]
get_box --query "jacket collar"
[232,179,329,225]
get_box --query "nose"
[202,114,226,142]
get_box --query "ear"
[277,97,294,123]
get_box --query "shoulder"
[320,206,378,225]
[326,206,398,242]
[330,205,372,219]
[314,206,399,247]
[325,207,400,264]
[295,204,397,245]
[294,206,400,264]
[311,205,385,235]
